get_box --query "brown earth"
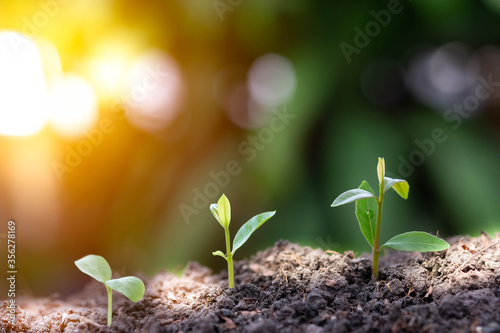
[2,234,500,333]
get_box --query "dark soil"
[2,234,500,333]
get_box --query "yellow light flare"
[49,74,98,137]
[35,38,63,81]
[88,56,128,99]
[87,32,141,102]
[0,31,49,136]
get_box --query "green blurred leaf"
[232,211,276,254]
[106,276,145,302]
[383,177,409,199]
[331,189,376,207]
[212,250,226,259]
[381,231,449,252]
[355,181,377,247]
[74,254,112,283]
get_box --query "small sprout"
[331,157,449,280]
[74,254,145,326]
[211,194,276,288]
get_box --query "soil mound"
[2,234,499,332]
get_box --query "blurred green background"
[1,0,500,296]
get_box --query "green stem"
[225,227,234,288]
[106,285,113,326]
[372,185,385,280]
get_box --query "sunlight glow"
[89,57,128,98]
[0,31,49,136]
[87,36,137,101]
[36,38,62,80]
[49,74,98,137]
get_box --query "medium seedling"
[331,157,449,280]
[211,194,275,288]
[74,254,145,326]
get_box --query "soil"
[2,234,500,333]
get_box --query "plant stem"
[225,227,234,288]
[372,185,385,280]
[106,285,113,326]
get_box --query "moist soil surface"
[2,234,500,333]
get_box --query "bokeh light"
[428,43,478,95]
[225,83,253,128]
[223,53,297,129]
[0,31,48,136]
[124,50,185,133]
[87,31,140,102]
[248,53,296,107]
[407,43,480,111]
[35,38,62,80]
[49,74,98,137]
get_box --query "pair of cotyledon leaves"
[74,255,145,302]
[332,175,449,253]
[210,194,275,259]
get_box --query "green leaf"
[383,177,409,199]
[355,181,377,247]
[232,211,276,254]
[210,204,224,228]
[212,250,227,260]
[217,194,231,228]
[106,276,145,302]
[381,231,450,252]
[74,254,112,283]
[331,188,376,207]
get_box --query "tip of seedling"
[377,157,385,184]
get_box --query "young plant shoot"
[331,157,449,280]
[211,194,276,288]
[74,254,145,326]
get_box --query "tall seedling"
[331,157,449,280]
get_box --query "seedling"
[74,254,145,326]
[331,157,449,280]
[211,194,276,288]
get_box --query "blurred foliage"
[1,0,500,296]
